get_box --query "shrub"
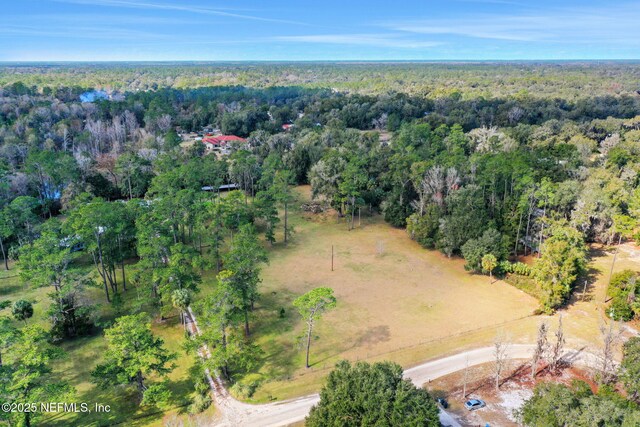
[188,393,212,414]
[461,228,505,272]
[500,261,532,276]
[608,270,636,299]
[230,380,260,399]
[194,376,210,396]
[406,207,441,249]
[11,299,33,323]
[608,297,635,321]
[606,270,639,321]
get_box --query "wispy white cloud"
[0,24,169,40]
[453,0,524,5]
[385,3,640,45]
[0,13,198,25]
[390,18,542,42]
[272,34,442,49]
[54,0,310,26]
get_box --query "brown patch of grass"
[248,186,541,401]
[244,186,640,402]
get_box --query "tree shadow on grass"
[43,373,194,426]
[0,282,26,296]
[41,383,142,426]
[250,290,302,381]
[167,377,195,410]
[309,325,391,368]
[354,324,390,348]
[588,245,608,259]
[565,266,600,308]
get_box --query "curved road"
[187,310,593,427]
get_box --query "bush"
[461,228,504,272]
[406,206,441,249]
[188,393,212,414]
[194,376,210,396]
[230,380,260,399]
[382,191,412,227]
[608,297,635,321]
[607,270,636,299]
[141,383,172,408]
[606,270,639,321]
[11,299,33,322]
[500,260,532,276]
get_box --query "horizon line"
[2,59,640,64]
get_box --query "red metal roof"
[202,135,246,145]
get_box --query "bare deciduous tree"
[597,321,623,385]
[531,322,549,379]
[493,332,511,390]
[156,114,172,133]
[507,106,525,125]
[123,110,140,140]
[85,119,107,155]
[599,133,620,156]
[372,113,388,130]
[411,166,460,214]
[548,315,565,373]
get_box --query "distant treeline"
[2,61,640,98]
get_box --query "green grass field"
[0,256,215,427]
[1,185,636,424]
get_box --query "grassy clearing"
[0,255,213,426]
[239,186,540,401]
[233,186,640,403]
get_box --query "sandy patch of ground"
[428,360,598,427]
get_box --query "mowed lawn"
[247,187,540,401]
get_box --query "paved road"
[187,309,593,427]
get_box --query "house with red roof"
[202,135,246,153]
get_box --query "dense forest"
[2,61,640,98]
[0,63,639,424]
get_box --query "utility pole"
[331,245,334,272]
[605,235,622,303]
[463,355,469,398]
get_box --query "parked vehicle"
[437,397,448,408]
[464,399,486,411]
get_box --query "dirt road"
[188,309,594,427]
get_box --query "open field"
[236,186,640,403]
[2,186,638,424]
[244,187,531,401]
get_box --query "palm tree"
[171,289,191,331]
[482,254,498,282]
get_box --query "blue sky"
[1,0,640,61]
